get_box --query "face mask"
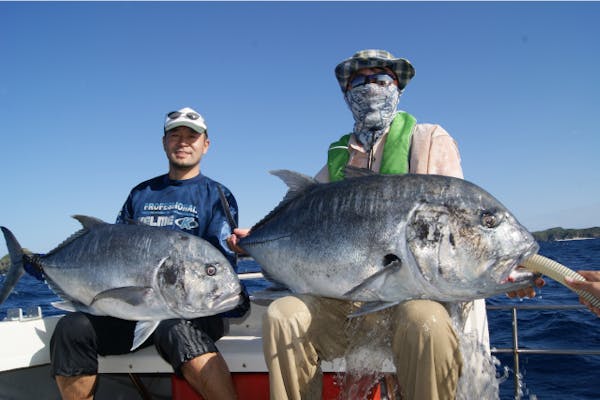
[344,83,401,151]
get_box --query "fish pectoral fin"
[343,260,403,299]
[349,301,403,317]
[91,287,154,306]
[131,321,160,351]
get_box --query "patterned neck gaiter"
[344,83,401,152]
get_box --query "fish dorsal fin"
[246,170,318,234]
[45,215,105,257]
[343,166,378,179]
[269,170,317,202]
[72,215,107,229]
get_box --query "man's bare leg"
[55,375,97,400]
[181,352,237,400]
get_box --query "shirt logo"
[175,217,199,230]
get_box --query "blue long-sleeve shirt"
[116,173,239,267]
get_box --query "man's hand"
[506,267,546,299]
[227,228,251,255]
[565,271,600,317]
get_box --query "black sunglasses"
[349,73,397,89]
[167,111,201,121]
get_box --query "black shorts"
[49,312,225,377]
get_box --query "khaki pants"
[262,295,462,400]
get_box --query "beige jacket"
[315,122,463,181]
[315,122,490,348]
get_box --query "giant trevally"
[0,215,243,349]
[239,169,539,314]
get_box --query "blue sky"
[1,1,599,256]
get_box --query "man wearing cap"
[255,50,542,400]
[49,107,248,400]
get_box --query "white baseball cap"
[164,107,207,135]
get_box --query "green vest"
[327,112,417,182]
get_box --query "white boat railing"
[238,272,265,281]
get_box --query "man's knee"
[265,296,312,323]
[397,300,451,329]
[393,300,458,349]
[153,318,221,376]
[50,313,99,377]
[51,313,95,350]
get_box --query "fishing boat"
[0,273,385,400]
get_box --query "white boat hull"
[0,303,355,399]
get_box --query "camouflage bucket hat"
[335,49,415,92]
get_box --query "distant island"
[0,254,10,274]
[531,227,600,242]
[1,228,599,274]
[0,249,32,274]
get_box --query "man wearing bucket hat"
[49,107,248,400]
[255,50,543,400]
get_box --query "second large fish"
[0,216,243,349]
[239,169,539,313]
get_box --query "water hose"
[522,254,600,309]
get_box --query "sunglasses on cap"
[167,111,201,121]
[349,73,397,90]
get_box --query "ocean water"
[1,239,599,399]
[487,238,600,399]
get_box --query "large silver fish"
[0,216,243,349]
[239,169,539,314]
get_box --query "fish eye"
[205,264,217,276]
[481,211,499,228]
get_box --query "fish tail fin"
[0,227,26,305]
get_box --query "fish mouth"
[178,290,243,317]
[497,244,540,285]
[211,291,244,312]
[501,267,537,285]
